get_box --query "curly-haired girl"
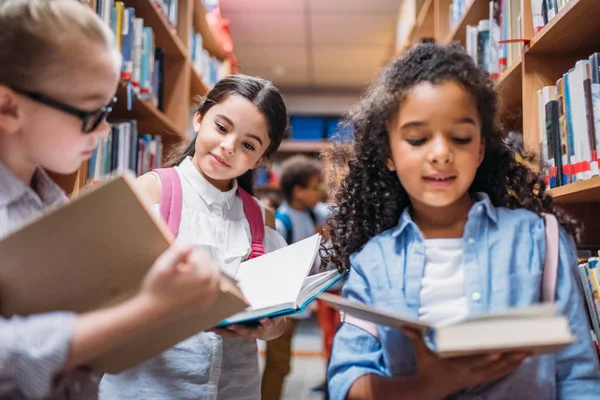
[323,43,600,400]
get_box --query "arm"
[554,228,600,398]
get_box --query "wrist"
[127,293,167,324]
[417,374,458,400]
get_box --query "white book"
[320,293,575,358]
[219,234,344,326]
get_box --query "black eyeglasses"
[13,89,117,134]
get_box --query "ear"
[478,138,486,166]
[0,86,22,135]
[192,111,203,133]
[385,157,396,172]
[252,156,269,170]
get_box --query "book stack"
[531,0,574,33]
[538,54,600,188]
[83,120,164,185]
[190,31,231,89]
[96,0,165,109]
[578,250,600,359]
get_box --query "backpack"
[153,167,266,260]
[274,207,317,244]
[342,213,561,338]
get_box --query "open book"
[319,293,575,357]
[0,173,248,373]
[218,234,344,326]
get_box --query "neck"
[411,193,474,239]
[0,134,37,186]
[289,198,306,211]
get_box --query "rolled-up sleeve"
[328,253,388,400]
[554,228,600,398]
[0,312,76,398]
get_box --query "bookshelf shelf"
[189,62,209,98]
[113,82,184,138]
[548,177,600,204]
[193,0,228,61]
[412,0,435,42]
[445,0,489,46]
[277,140,328,153]
[527,0,600,56]
[123,0,188,60]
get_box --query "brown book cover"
[0,173,248,373]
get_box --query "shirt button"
[477,205,484,213]
[468,237,475,245]
[472,292,482,302]
[218,234,224,242]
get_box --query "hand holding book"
[212,317,286,341]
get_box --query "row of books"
[578,251,600,358]
[85,120,164,185]
[190,32,231,89]
[538,53,600,188]
[96,0,165,110]
[464,0,522,78]
[531,0,573,33]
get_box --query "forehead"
[43,47,121,103]
[397,81,478,121]
[209,95,268,132]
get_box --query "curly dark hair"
[322,42,579,273]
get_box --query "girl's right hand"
[139,243,221,320]
[403,328,529,396]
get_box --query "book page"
[234,234,321,310]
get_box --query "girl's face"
[12,45,120,175]
[387,81,485,211]
[192,94,271,190]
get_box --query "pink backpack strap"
[152,168,183,237]
[237,187,265,260]
[542,213,560,303]
[341,311,379,339]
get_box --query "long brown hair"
[166,74,288,195]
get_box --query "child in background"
[323,43,600,399]
[262,155,325,400]
[100,74,289,400]
[0,0,221,398]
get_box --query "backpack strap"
[542,213,560,303]
[237,187,265,260]
[153,168,183,237]
[274,210,293,244]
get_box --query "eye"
[452,137,472,145]
[243,142,256,151]
[406,138,427,146]
[215,122,227,134]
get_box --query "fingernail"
[489,353,501,361]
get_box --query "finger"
[471,353,527,381]
[229,324,259,338]
[259,318,273,328]
[211,328,241,338]
[154,244,194,273]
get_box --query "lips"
[210,153,231,167]
[423,175,456,181]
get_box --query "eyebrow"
[399,117,477,130]
[216,114,263,146]
[455,117,477,126]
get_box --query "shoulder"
[494,206,546,234]
[136,172,161,206]
[349,229,395,272]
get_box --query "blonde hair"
[0,0,118,91]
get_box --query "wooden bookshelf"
[277,140,328,153]
[548,177,600,205]
[412,0,435,43]
[445,0,489,46]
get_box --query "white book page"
[235,234,321,310]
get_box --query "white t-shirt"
[418,238,469,327]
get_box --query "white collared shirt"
[100,156,287,400]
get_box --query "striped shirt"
[0,160,99,399]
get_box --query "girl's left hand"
[212,318,287,341]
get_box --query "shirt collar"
[0,159,64,208]
[178,156,238,209]
[391,192,498,238]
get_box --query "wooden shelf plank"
[445,0,489,46]
[189,62,209,98]
[527,0,600,56]
[112,82,184,138]
[123,0,188,60]
[495,57,523,129]
[277,140,328,153]
[193,0,227,60]
[548,176,600,204]
[411,0,435,43]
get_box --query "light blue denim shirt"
[328,193,600,400]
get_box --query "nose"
[220,134,236,155]
[428,135,453,164]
